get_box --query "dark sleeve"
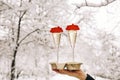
[86,74,95,80]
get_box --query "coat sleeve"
[86,74,95,80]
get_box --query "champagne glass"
[52,33,61,63]
[68,30,77,62]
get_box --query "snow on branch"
[0,1,12,12]
[16,10,27,44]
[18,29,49,45]
[74,0,116,8]
[18,29,39,45]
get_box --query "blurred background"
[0,0,120,80]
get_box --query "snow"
[0,0,120,80]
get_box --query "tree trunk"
[10,10,26,80]
[10,44,19,80]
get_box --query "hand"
[53,69,87,80]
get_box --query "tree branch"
[106,0,109,3]
[18,29,40,45]
[29,0,32,2]
[85,0,88,6]
[0,1,12,12]
[16,10,27,44]
[18,29,50,45]
[10,10,27,80]
[16,71,22,78]
[74,0,116,8]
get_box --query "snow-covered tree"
[0,0,120,80]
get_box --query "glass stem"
[72,45,75,62]
[72,46,75,62]
[57,46,59,63]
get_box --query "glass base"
[50,62,82,70]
